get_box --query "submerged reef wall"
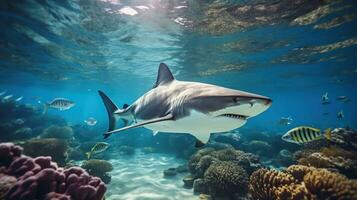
[0,142,106,200]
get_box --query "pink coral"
[0,143,106,200]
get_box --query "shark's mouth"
[218,113,248,120]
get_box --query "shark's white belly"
[142,110,246,134]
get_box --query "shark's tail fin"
[98,90,119,139]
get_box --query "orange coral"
[249,165,357,200]
[285,165,315,182]
[304,169,357,200]
[249,168,296,200]
[274,183,317,200]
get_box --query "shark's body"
[99,63,272,146]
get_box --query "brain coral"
[204,161,248,197]
[0,142,106,200]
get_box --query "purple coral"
[0,143,106,200]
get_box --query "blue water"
[1,0,357,199]
[1,0,356,133]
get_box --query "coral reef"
[81,159,113,184]
[244,140,273,157]
[21,138,69,166]
[0,142,106,200]
[249,165,357,200]
[303,168,357,200]
[186,147,262,198]
[41,125,74,140]
[204,161,248,197]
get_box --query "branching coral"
[204,161,248,197]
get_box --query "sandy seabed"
[105,151,196,200]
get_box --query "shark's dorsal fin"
[103,113,174,138]
[154,63,175,88]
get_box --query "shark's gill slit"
[218,113,248,120]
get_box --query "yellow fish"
[282,126,331,144]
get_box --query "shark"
[99,63,272,147]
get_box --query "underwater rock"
[193,178,209,194]
[0,142,106,200]
[163,168,177,177]
[21,138,69,166]
[40,125,74,140]
[183,174,195,189]
[81,159,113,184]
[118,145,135,155]
[204,161,248,197]
[176,164,188,173]
[198,194,212,200]
[249,165,357,200]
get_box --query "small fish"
[0,91,6,96]
[15,96,23,102]
[278,116,293,125]
[336,96,350,103]
[86,142,109,159]
[321,92,330,105]
[336,96,347,101]
[84,117,98,126]
[2,95,13,101]
[337,110,344,119]
[282,126,332,144]
[43,98,75,114]
[323,112,329,115]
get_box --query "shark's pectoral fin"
[191,132,211,147]
[103,113,174,139]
